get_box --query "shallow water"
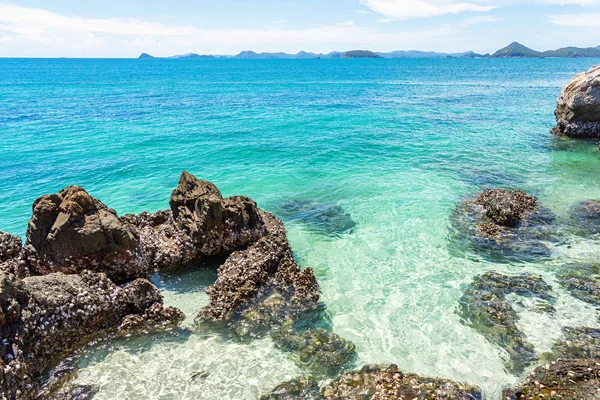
[1,58,600,399]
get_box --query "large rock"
[504,359,600,399]
[123,171,267,270]
[0,232,21,264]
[0,270,183,399]
[458,272,555,374]
[552,64,600,138]
[22,186,143,283]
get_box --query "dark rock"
[550,327,600,360]
[22,186,143,283]
[557,263,600,308]
[0,232,21,264]
[277,200,356,236]
[321,364,482,400]
[260,376,323,400]
[567,200,600,237]
[503,359,600,399]
[552,64,600,138]
[449,189,556,262]
[0,270,183,399]
[458,272,555,374]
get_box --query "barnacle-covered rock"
[0,232,21,264]
[449,189,556,262]
[503,359,600,399]
[0,270,183,399]
[549,327,600,360]
[259,376,323,400]
[277,200,356,236]
[458,272,555,374]
[22,186,143,283]
[321,364,482,400]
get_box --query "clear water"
[1,58,600,399]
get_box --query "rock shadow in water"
[276,200,356,236]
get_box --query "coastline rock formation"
[458,272,555,374]
[450,189,556,262]
[0,232,21,264]
[552,64,600,138]
[503,359,600,399]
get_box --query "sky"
[0,0,599,57]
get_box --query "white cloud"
[0,4,467,57]
[538,0,600,5]
[549,12,600,26]
[462,15,499,25]
[360,0,495,20]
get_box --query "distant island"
[139,42,600,60]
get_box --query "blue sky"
[0,0,599,57]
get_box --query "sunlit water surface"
[1,58,600,399]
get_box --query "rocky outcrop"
[123,171,267,270]
[0,270,183,399]
[21,186,143,283]
[552,64,600,138]
[450,189,555,262]
[0,232,21,264]
[322,364,482,400]
[458,272,555,374]
[503,359,600,399]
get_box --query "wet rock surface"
[556,263,600,308]
[458,272,555,374]
[321,364,482,400]
[549,327,600,360]
[450,189,556,262]
[277,200,356,236]
[22,186,143,283]
[0,270,182,399]
[552,64,600,138]
[503,359,600,399]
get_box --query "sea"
[1,58,600,399]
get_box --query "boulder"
[23,186,143,283]
[322,364,482,400]
[504,359,600,399]
[552,64,600,138]
[0,232,21,264]
[0,270,183,399]
[458,272,555,374]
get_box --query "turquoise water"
[2,58,600,399]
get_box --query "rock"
[549,327,600,360]
[557,263,600,308]
[567,200,600,237]
[449,189,556,262]
[0,232,21,264]
[0,270,183,399]
[552,64,600,138]
[277,200,356,236]
[458,272,555,374]
[22,186,143,283]
[503,359,600,399]
[271,326,357,377]
[123,171,267,270]
[321,364,482,400]
[260,376,323,400]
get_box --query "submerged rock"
[557,263,600,308]
[259,376,322,400]
[449,189,556,262]
[550,327,600,360]
[458,272,555,374]
[322,364,482,400]
[0,232,21,264]
[0,270,183,399]
[567,200,600,237]
[22,186,143,283]
[277,200,356,236]
[503,359,600,399]
[552,64,600,138]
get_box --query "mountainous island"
[139,43,600,59]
